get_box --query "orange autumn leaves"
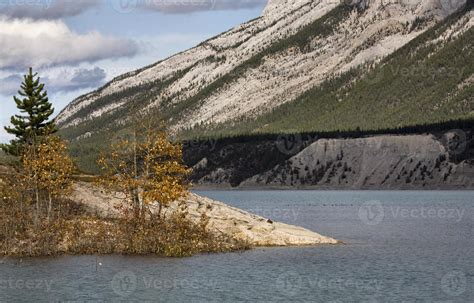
[1,124,249,257]
[22,136,75,199]
[19,136,74,221]
[97,126,190,220]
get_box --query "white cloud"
[0,0,100,19]
[0,17,138,70]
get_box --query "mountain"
[56,0,473,174]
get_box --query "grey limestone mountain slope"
[56,0,469,140]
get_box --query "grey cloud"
[0,0,100,19]
[0,0,268,19]
[0,67,106,97]
[0,74,22,96]
[52,67,106,92]
[71,67,106,84]
[135,0,268,14]
[0,0,268,18]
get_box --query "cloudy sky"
[0,0,267,142]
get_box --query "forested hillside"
[56,1,472,174]
[182,4,473,138]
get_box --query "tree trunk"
[147,208,154,222]
[35,188,40,222]
[133,128,140,220]
[139,194,145,220]
[133,190,140,220]
[47,192,52,222]
[157,203,162,221]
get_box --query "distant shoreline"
[191,184,474,191]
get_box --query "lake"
[1,190,473,302]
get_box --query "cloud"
[134,0,268,14]
[0,0,100,19]
[0,67,107,96]
[0,125,12,143]
[0,74,22,96]
[48,67,107,92]
[0,0,268,18]
[0,17,138,70]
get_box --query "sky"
[0,0,267,143]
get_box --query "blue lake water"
[1,190,473,302]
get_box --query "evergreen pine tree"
[2,68,56,155]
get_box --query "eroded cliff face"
[188,131,474,189]
[241,134,474,189]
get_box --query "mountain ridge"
[56,0,338,128]
[57,0,469,137]
[55,0,473,177]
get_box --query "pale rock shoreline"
[71,182,339,247]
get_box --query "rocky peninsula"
[71,182,339,247]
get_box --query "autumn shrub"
[0,70,247,257]
[1,127,247,257]
[117,206,248,257]
[1,168,247,257]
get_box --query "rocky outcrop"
[70,182,339,246]
[166,193,339,246]
[186,129,474,189]
[241,134,474,189]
